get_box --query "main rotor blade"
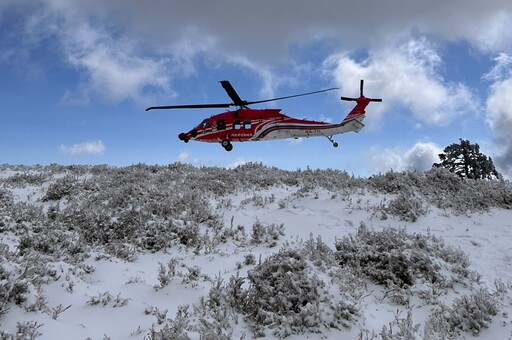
[146,83,340,111]
[220,80,245,107]
[247,87,339,105]
[146,103,231,111]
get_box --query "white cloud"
[60,140,106,156]
[3,1,511,109]
[368,142,442,174]
[227,157,249,169]
[483,53,512,82]
[59,21,171,104]
[324,38,479,128]
[2,1,172,105]
[67,0,512,60]
[484,55,512,178]
[485,78,512,140]
[468,11,512,53]
[176,149,209,166]
[177,149,193,163]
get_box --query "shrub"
[446,289,498,335]
[335,223,470,289]
[238,248,360,337]
[43,175,76,201]
[383,191,428,222]
[425,289,499,337]
[250,222,285,247]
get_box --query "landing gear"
[221,140,233,151]
[326,136,338,148]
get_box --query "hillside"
[1,163,512,339]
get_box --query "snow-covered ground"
[0,164,511,339]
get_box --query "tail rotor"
[340,80,382,102]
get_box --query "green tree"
[434,138,501,180]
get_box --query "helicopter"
[146,80,382,151]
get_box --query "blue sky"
[1,1,512,178]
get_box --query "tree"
[434,139,501,180]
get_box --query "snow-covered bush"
[146,305,193,340]
[250,221,285,247]
[0,320,44,339]
[43,175,77,201]
[0,264,12,319]
[156,259,179,289]
[368,168,512,214]
[237,248,360,337]
[4,172,46,187]
[368,170,410,194]
[335,223,470,289]
[449,289,499,335]
[86,291,129,307]
[383,191,428,222]
[380,309,421,339]
[424,288,499,338]
[0,243,60,323]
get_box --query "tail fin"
[340,80,382,125]
[341,99,367,124]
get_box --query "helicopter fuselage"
[179,107,364,144]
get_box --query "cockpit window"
[201,119,210,129]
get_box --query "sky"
[1,1,512,178]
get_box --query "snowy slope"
[0,164,511,339]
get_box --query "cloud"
[66,1,512,59]
[176,149,209,166]
[483,53,512,82]
[324,38,479,128]
[3,1,511,104]
[60,140,106,156]
[177,149,192,163]
[484,55,512,178]
[227,157,249,169]
[468,10,512,53]
[56,14,171,104]
[1,1,172,104]
[368,142,442,174]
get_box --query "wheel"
[225,144,233,152]
[221,139,230,148]
[333,142,339,148]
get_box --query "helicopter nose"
[178,133,189,143]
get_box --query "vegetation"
[435,138,501,180]
[0,163,510,338]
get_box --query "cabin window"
[217,119,226,130]
[233,121,242,130]
[243,120,252,129]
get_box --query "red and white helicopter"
[146,80,381,151]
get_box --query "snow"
[0,164,511,339]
